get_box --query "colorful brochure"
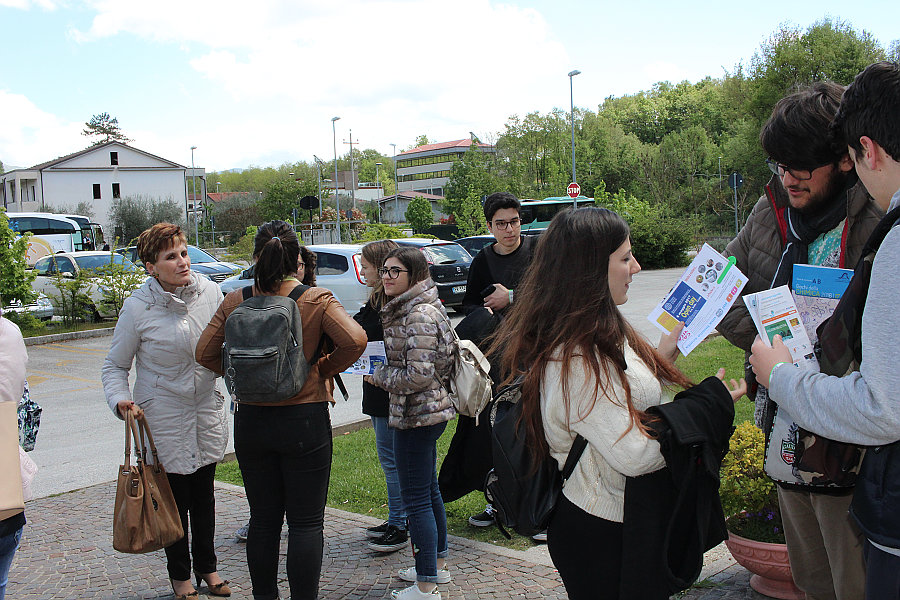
[791,265,854,342]
[342,341,387,375]
[743,285,818,371]
[648,244,747,356]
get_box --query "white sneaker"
[391,583,441,599]
[398,566,452,584]
[532,530,547,542]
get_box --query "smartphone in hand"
[481,285,497,298]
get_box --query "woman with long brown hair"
[488,207,743,599]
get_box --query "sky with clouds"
[0,0,896,172]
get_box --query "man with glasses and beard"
[717,82,883,600]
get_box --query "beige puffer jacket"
[373,279,456,430]
[102,273,227,475]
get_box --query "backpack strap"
[288,284,310,302]
[561,434,588,481]
[241,285,253,301]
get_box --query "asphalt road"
[23,268,682,499]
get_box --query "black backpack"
[223,285,310,404]
[484,377,587,538]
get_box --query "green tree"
[413,135,430,149]
[0,209,36,306]
[444,143,498,215]
[454,186,488,237]
[109,195,183,245]
[49,269,95,325]
[224,226,258,263]
[82,112,132,145]
[258,178,317,222]
[354,223,407,243]
[405,196,434,233]
[211,195,261,243]
[96,255,146,318]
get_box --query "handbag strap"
[123,411,144,470]
[561,434,588,481]
[135,414,162,471]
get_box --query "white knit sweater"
[541,341,666,523]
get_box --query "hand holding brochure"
[343,341,387,375]
[648,243,747,356]
[742,286,818,371]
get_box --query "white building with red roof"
[396,137,495,198]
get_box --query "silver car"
[218,244,369,313]
[2,294,54,321]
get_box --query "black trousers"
[235,402,333,600]
[547,495,624,600]
[164,462,218,582]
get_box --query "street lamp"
[216,181,221,193]
[332,116,342,243]
[390,143,398,225]
[718,156,723,190]
[190,145,199,245]
[313,155,325,220]
[375,162,383,223]
[568,69,581,207]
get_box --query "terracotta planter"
[724,531,805,600]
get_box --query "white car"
[218,244,369,313]
[30,251,144,320]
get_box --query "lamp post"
[390,143,398,225]
[718,156,723,190]
[190,146,199,245]
[567,69,581,207]
[216,181,221,193]
[331,116,342,243]
[313,155,324,220]
[375,162,383,223]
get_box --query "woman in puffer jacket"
[101,223,230,600]
[364,247,456,600]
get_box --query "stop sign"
[567,182,581,198]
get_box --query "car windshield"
[188,246,217,264]
[74,254,140,273]
[423,244,471,265]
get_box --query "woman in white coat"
[102,223,230,600]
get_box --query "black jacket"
[620,376,735,598]
[353,300,389,418]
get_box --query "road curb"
[24,326,116,346]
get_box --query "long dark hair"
[383,246,429,288]
[253,220,300,294]
[487,207,692,459]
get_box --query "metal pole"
[390,143,398,225]
[349,130,356,211]
[190,146,199,246]
[568,69,581,208]
[332,117,342,243]
[718,157,722,191]
[733,183,739,235]
[375,162,382,223]
[313,156,323,220]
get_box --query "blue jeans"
[0,525,23,600]
[371,416,406,528]
[394,422,449,583]
[235,402,333,600]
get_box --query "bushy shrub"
[224,226,257,263]
[595,184,694,269]
[719,421,784,543]
[354,223,407,243]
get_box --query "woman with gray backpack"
[196,220,366,600]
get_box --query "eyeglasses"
[765,158,830,181]
[378,267,409,279]
[491,217,521,230]
[298,262,305,268]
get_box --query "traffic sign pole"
[567,182,581,206]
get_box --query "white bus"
[5,212,101,265]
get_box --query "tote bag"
[0,402,25,521]
[113,411,184,553]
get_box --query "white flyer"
[342,341,387,375]
[742,285,819,371]
[648,244,747,356]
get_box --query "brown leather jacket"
[195,281,367,406]
[717,174,884,354]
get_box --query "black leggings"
[235,402,332,600]
[547,495,624,600]
[165,462,218,581]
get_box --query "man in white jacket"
[751,60,900,599]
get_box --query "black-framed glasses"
[378,267,409,279]
[491,217,521,230]
[765,158,830,181]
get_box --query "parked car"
[392,238,471,309]
[2,293,54,321]
[30,251,144,320]
[116,245,242,283]
[218,244,370,313]
[455,235,495,258]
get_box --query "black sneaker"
[468,505,496,527]
[368,525,408,553]
[366,521,390,539]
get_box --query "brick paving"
[7,480,768,599]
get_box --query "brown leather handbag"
[113,411,184,553]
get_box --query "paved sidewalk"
[8,480,771,599]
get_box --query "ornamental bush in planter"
[719,422,803,600]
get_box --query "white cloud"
[0,0,60,9]
[0,91,83,168]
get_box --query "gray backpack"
[223,285,310,404]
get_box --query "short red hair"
[137,223,187,266]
